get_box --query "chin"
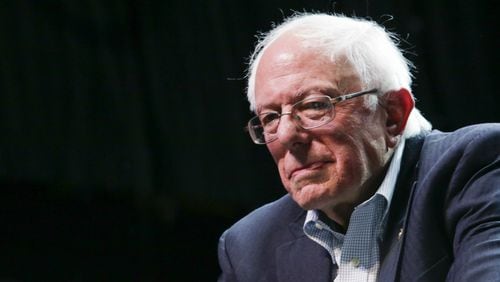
[290,184,334,211]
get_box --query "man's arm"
[445,126,500,280]
[217,230,237,282]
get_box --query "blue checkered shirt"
[303,139,406,281]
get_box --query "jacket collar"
[276,204,333,282]
[378,134,426,281]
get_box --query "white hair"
[246,13,432,138]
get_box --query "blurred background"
[0,0,498,281]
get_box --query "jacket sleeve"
[217,230,237,282]
[445,127,500,281]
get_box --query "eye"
[295,97,331,120]
[260,112,280,126]
[301,101,329,111]
[297,98,330,113]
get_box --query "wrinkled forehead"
[254,35,362,110]
[255,33,360,83]
[256,33,320,72]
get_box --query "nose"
[275,113,311,148]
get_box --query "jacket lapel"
[379,135,425,281]
[276,210,332,282]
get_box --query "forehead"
[254,35,361,111]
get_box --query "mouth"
[289,161,333,179]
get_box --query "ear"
[381,88,414,147]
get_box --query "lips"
[288,160,333,179]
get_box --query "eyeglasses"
[247,88,378,144]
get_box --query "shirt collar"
[375,137,406,213]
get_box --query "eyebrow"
[256,87,341,114]
[295,87,340,99]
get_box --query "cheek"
[329,107,387,156]
[324,132,387,190]
[266,143,290,185]
[266,143,285,165]
[274,159,296,196]
[326,142,361,178]
[277,161,289,183]
[317,127,372,183]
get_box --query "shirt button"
[351,258,360,268]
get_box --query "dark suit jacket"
[218,124,500,281]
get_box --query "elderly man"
[218,13,500,281]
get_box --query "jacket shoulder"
[424,123,500,147]
[420,123,500,165]
[223,194,303,244]
[218,195,305,281]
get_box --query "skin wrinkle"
[254,33,410,227]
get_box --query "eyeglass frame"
[246,88,379,144]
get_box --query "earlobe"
[382,88,414,145]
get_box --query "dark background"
[0,0,497,281]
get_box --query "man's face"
[254,35,393,220]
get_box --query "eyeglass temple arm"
[330,88,378,103]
